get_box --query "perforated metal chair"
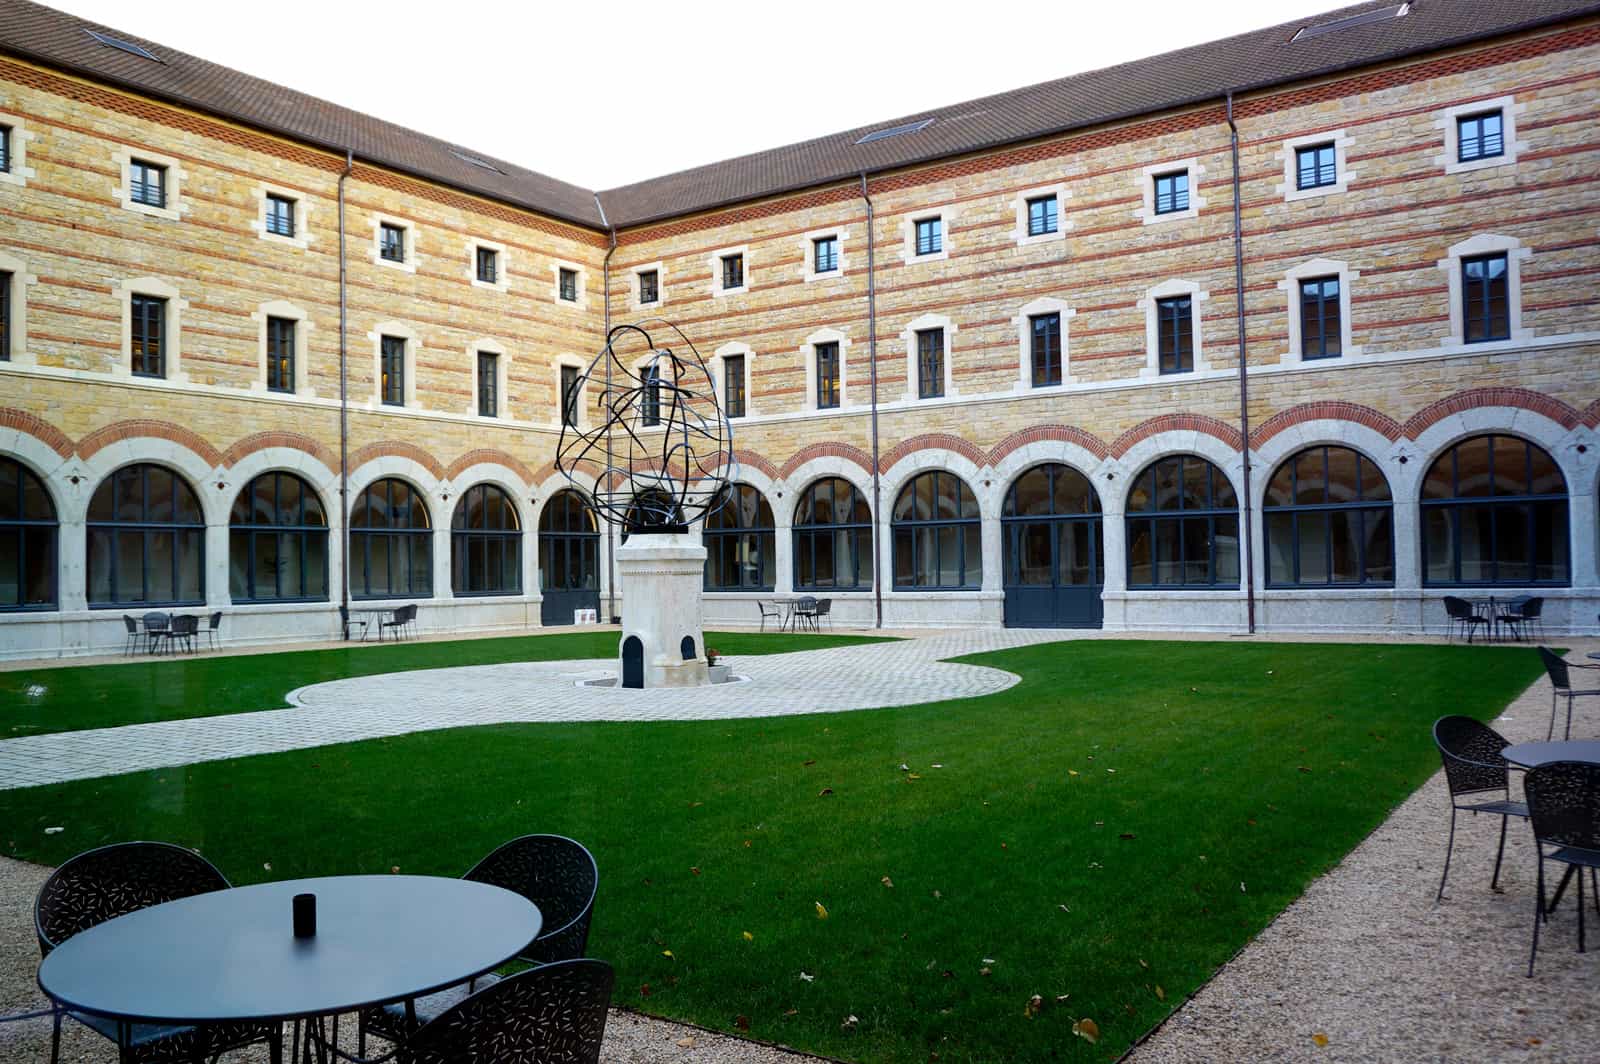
[395,960,614,1064]
[792,596,819,633]
[1442,596,1489,643]
[35,842,283,1064]
[1538,646,1600,741]
[814,598,833,630]
[756,600,782,632]
[1523,761,1600,976]
[203,611,223,651]
[140,612,170,655]
[1433,715,1530,902]
[121,616,143,656]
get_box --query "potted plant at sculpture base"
[706,647,732,684]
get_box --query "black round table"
[37,875,541,1025]
[1503,740,1600,769]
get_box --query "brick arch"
[532,458,602,485]
[985,424,1110,467]
[1109,413,1243,458]
[1250,402,1404,448]
[778,441,876,479]
[1400,387,1583,441]
[713,448,781,481]
[1585,398,1600,429]
[879,433,988,475]
[445,448,535,483]
[0,408,74,458]
[348,441,447,479]
[221,430,337,470]
[76,419,225,467]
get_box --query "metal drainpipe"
[858,172,883,630]
[337,149,353,635]
[596,194,618,623]
[1226,92,1257,635]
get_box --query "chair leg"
[49,1009,61,1064]
[1566,692,1575,742]
[1491,815,1510,891]
[269,1027,283,1064]
[1530,855,1545,976]
[1438,807,1458,903]
[1549,690,1558,742]
[1580,868,1587,954]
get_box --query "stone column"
[615,532,708,688]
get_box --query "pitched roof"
[2,1,1598,232]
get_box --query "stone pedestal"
[615,532,708,688]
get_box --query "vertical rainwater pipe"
[1226,92,1257,635]
[858,172,883,630]
[337,149,353,634]
[596,194,619,623]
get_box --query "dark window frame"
[228,471,329,604]
[793,477,873,591]
[815,341,840,409]
[1421,434,1570,588]
[640,365,661,427]
[637,269,659,304]
[86,463,205,608]
[813,236,839,274]
[349,477,433,600]
[0,124,10,174]
[1457,109,1505,163]
[1156,295,1194,374]
[1124,454,1240,590]
[891,470,981,590]
[451,483,522,598]
[560,364,580,428]
[914,216,943,256]
[380,335,405,407]
[128,159,166,208]
[1462,252,1511,343]
[1295,142,1338,190]
[916,327,944,399]
[724,354,746,419]
[1026,194,1058,236]
[265,193,296,238]
[720,254,744,291]
[1263,446,1394,588]
[130,294,166,379]
[1030,312,1061,387]
[477,350,499,418]
[538,489,600,595]
[1299,276,1342,360]
[1152,169,1190,215]
[266,315,295,393]
[558,267,578,302]
[0,270,11,362]
[475,246,498,284]
[0,456,58,611]
[703,483,776,591]
[378,222,406,263]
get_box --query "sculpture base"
[616,533,708,689]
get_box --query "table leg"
[1549,864,1579,915]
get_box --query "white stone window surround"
[251,299,314,396]
[899,313,958,401]
[368,320,420,408]
[1011,296,1077,390]
[113,146,186,222]
[1134,159,1206,226]
[250,183,313,249]
[469,239,509,294]
[469,338,509,418]
[1277,130,1357,203]
[0,111,37,188]
[370,213,418,273]
[632,261,665,309]
[901,209,953,265]
[801,327,850,412]
[116,276,188,383]
[1138,279,1211,379]
[1278,258,1362,364]
[0,250,38,367]
[1012,184,1070,246]
[1437,233,1533,348]
[801,228,849,282]
[1437,94,1526,176]
[553,354,589,430]
[709,245,750,297]
[712,341,756,418]
[552,259,588,309]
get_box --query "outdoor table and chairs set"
[1441,594,1546,644]
[121,612,223,656]
[755,596,833,633]
[12,833,612,1063]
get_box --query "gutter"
[1226,92,1256,636]
[596,193,619,624]
[858,172,883,630]
[337,148,354,635]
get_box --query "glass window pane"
[1293,449,1326,506]
[1214,516,1241,584]
[963,523,981,587]
[1328,510,1362,584]
[1455,436,1493,498]
[1127,520,1152,586]
[1534,500,1569,583]
[1295,511,1329,584]
[1491,437,1529,496]
[116,531,145,601]
[1155,520,1183,585]
[1266,512,1295,586]
[936,526,959,586]
[147,531,175,602]
[1325,448,1361,504]
[1363,508,1394,584]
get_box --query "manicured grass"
[0,630,889,737]
[0,640,1542,1062]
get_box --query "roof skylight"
[856,118,935,145]
[1292,3,1409,43]
[449,149,505,174]
[84,29,163,63]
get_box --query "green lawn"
[0,630,887,737]
[0,640,1542,1062]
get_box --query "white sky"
[54,0,1344,190]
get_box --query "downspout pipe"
[596,194,619,624]
[1226,92,1257,635]
[858,173,883,630]
[338,149,354,636]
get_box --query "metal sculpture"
[555,320,735,533]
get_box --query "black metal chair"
[163,614,199,654]
[1443,596,1490,643]
[394,959,613,1064]
[381,603,417,642]
[814,598,833,630]
[35,842,282,1064]
[1523,761,1600,976]
[1538,647,1600,741]
[202,611,223,651]
[1432,715,1530,902]
[756,600,782,632]
[340,605,371,642]
[1496,597,1545,642]
[121,615,143,656]
[360,834,600,1051]
[140,612,170,654]
[792,596,819,633]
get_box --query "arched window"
[349,478,432,599]
[1422,434,1569,586]
[1125,454,1239,588]
[452,483,522,596]
[87,463,205,607]
[0,457,57,611]
[229,471,329,602]
[1263,446,1393,587]
[704,483,775,590]
[538,489,599,602]
[892,471,981,589]
[794,477,873,590]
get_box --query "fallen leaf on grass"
[799,971,815,982]
[841,1014,859,1031]
[818,788,834,797]
[1155,985,1166,1001]
[1072,1018,1100,1044]
[1058,904,1071,913]
[803,759,816,767]
[1068,769,1079,776]
[1024,994,1044,1018]
[1119,833,1137,840]
[742,931,753,941]
[907,773,922,781]
[690,867,701,876]
[43,827,63,835]
[979,967,992,977]
[815,901,829,919]
[1137,959,1148,969]
[735,1015,750,1031]
[662,950,675,959]
[639,984,651,997]
[881,876,894,888]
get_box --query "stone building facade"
[2,0,1598,656]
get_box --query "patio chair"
[140,612,170,655]
[360,834,600,1051]
[394,960,613,1064]
[1498,597,1545,643]
[756,600,782,633]
[1432,715,1529,902]
[35,842,282,1064]
[814,598,833,630]
[1443,596,1490,643]
[1538,647,1600,741]
[380,603,416,642]
[161,614,199,655]
[121,616,143,656]
[202,611,223,651]
[340,605,370,642]
[792,596,819,633]
[1523,761,1600,976]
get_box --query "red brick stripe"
[444,448,536,483]
[1401,387,1584,440]
[986,424,1111,466]
[1109,414,1244,459]
[347,441,447,480]
[778,441,876,479]
[1250,402,1404,448]
[0,407,74,458]
[221,430,337,470]
[76,419,224,466]
[879,433,988,474]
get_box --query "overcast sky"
[54,0,1344,190]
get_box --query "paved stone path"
[0,629,1083,791]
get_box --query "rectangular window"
[721,254,744,290]
[1156,296,1194,374]
[638,269,659,304]
[815,342,840,409]
[1462,252,1510,343]
[641,366,661,426]
[379,223,405,263]
[813,236,838,274]
[560,364,580,427]
[1027,195,1058,236]
[0,271,10,361]
[1295,143,1337,190]
[266,316,295,392]
[724,354,746,418]
[1153,170,1189,215]
[914,217,942,256]
[0,125,11,173]
[129,159,166,208]
[1299,277,1342,359]
[265,194,295,238]
[1030,313,1061,387]
[477,351,498,417]
[916,328,944,399]
[559,267,578,302]
[129,294,165,378]
[1458,110,1504,163]
[475,247,497,284]
[380,335,405,405]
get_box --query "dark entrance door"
[538,490,600,626]
[1001,464,1104,628]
